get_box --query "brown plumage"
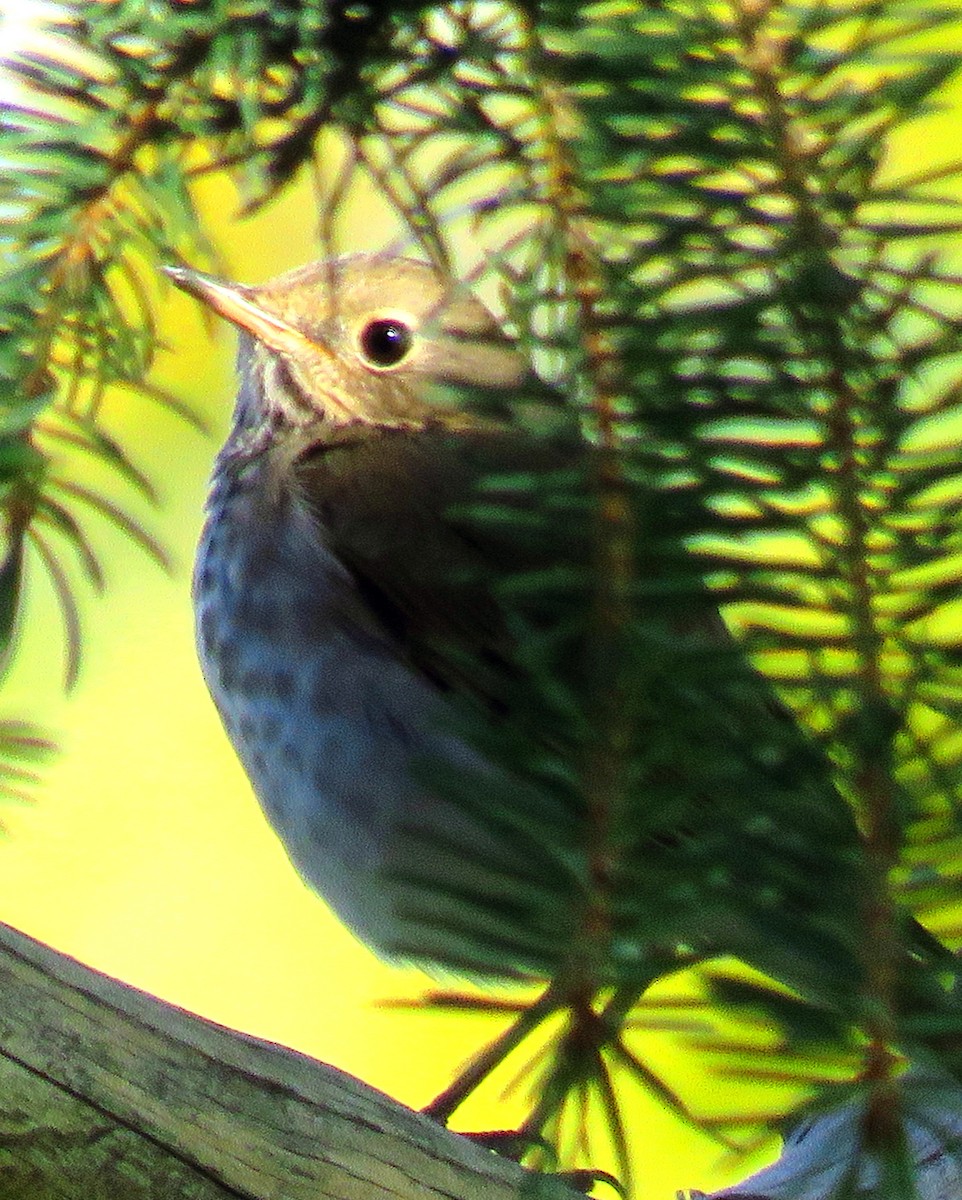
[169,255,571,964]
[170,252,875,1008]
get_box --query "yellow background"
[2,6,962,1196]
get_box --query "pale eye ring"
[357,316,414,368]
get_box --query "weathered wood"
[0,920,541,1199]
[3,919,961,1199]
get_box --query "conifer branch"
[5,0,962,1191]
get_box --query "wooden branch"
[4,918,961,1200]
[0,920,546,1199]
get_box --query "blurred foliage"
[5,0,962,1193]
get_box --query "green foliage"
[0,8,210,693]
[0,719,56,811]
[5,0,962,1192]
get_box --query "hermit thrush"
[166,254,581,973]
[167,253,872,1005]
[164,255,960,1155]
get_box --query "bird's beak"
[162,265,326,361]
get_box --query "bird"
[165,254,601,975]
[165,251,894,1024]
[165,254,962,1167]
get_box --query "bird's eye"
[357,317,413,368]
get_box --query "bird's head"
[164,254,527,440]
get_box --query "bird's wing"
[291,423,568,705]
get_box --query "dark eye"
[358,317,413,367]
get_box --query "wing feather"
[292,424,568,704]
